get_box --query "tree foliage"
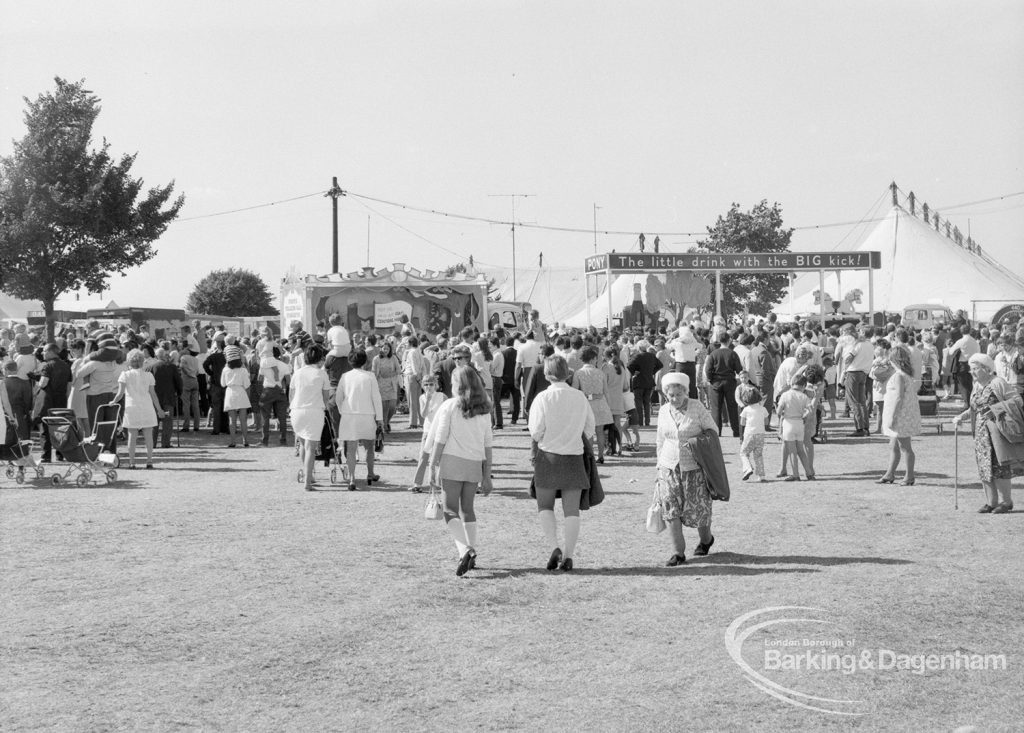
[0,78,184,335]
[645,272,712,325]
[186,268,279,316]
[695,200,793,317]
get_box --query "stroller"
[41,404,122,486]
[296,409,349,487]
[1,418,44,485]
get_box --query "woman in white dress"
[289,343,331,491]
[111,349,165,469]
[220,345,252,448]
[336,349,384,490]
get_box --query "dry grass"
[2,405,1023,732]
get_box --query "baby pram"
[1,418,44,485]
[296,409,349,486]
[41,403,121,486]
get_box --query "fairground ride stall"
[583,251,882,329]
[280,264,490,337]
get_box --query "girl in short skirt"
[776,373,814,481]
[430,366,493,576]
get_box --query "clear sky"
[2,0,1022,310]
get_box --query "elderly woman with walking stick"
[953,353,1021,514]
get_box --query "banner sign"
[374,300,413,328]
[585,251,881,273]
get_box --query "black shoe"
[559,557,573,572]
[348,483,358,491]
[468,554,477,570]
[666,553,686,566]
[847,430,865,437]
[456,549,476,577]
[367,473,380,485]
[875,476,895,484]
[694,536,715,556]
[546,547,562,571]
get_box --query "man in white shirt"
[843,327,875,436]
[259,346,292,445]
[515,333,542,416]
[326,313,352,359]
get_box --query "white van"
[902,304,953,331]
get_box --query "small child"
[409,374,445,492]
[822,355,838,420]
[776,373,814,481]
[738,385,768,482]
[802,365,825,475]
[622,390,641,451]
[869,338,894,436]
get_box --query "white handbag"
[424,482,444,520]
[646,481,666,534]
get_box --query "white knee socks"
[464,521,477,550]
[446,517,469,555]
[564,516,580,559]
[538,510,558,549]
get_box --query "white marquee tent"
[781,205,1024,322]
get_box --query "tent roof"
[783,205,1024,321]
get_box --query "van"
[902,304,953,331]
[487,301,528,333]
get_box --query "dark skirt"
[533,449,589,491]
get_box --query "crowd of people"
[3,305,1023,573]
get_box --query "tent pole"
[789,272,795,320]
[868,268,875,325]
[607,265,614,331]
[715,270,722,320]
[819,269,826,328]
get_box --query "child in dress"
[776,373,814,481]
[221,345,252,447]
[738,385,768,482]
[408,374,446,492]
[802,365,826,475]
[868,338,894,436]
[822,355,838,420]
[622,390,641,451]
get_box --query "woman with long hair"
[572,345,612,462]
[111,349,165,469]
[602,345,628,455]
[529,355,596,571]
[336,349,384,490]
[429,365,493,576]
[372,340,402,433]
[876,344,922,485]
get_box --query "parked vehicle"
[902,304,953,331]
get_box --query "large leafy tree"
[186,268,279,316]
[695,200,793,317]
[0,78,184,337]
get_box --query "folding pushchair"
[296,409,349,486]
[1,418,44,485]
[41,403,122,486]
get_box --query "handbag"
[374,424,384,453]
[423,482,444,520]
[646,479,666,534]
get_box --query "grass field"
[2,405,1022,732]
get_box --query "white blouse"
[655,399,716,471]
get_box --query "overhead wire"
[176,190,326,222]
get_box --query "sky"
[2,0,1022,311]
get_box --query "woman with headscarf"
[655,371,718,566]
[875,344,922,485]
[528,354,596,572]
[953,353,1020,513]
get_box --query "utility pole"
[325,177,345,274]
[489,193,533,299]
[593,203,601,253]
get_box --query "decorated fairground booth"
[280,264,490,336]
[579,251,883,329]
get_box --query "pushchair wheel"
[35,466,45,478]
[82,469,93,483]
[330,468,338,485]
[296,469,304,484]
[15,470,25,485]
[4,466,14,479]
[51,475,62,486]
[105,470,118,483]
[76,473,90,487]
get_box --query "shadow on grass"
[702,551,912,566]
[468,565,819,578]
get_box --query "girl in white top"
[290,344,331,491]
[408,374,445,492]
[429,366,493,577]
[112,349,165,469]
[738,385,769,482]
[221,346,252,448]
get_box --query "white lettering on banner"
[282,290,304,325]
[374,301,413,328]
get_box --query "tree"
[186,268,279,316]
[695,200,793,317]
[645,272,712,326]
[0,78,184,337]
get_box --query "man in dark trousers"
[627,340,662,426]
[434,344,471,399]
[703,331,744,437]
[500,335,521,425]
[523,344,556,413]
[150,347,183,448]
[36,343,72,462]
